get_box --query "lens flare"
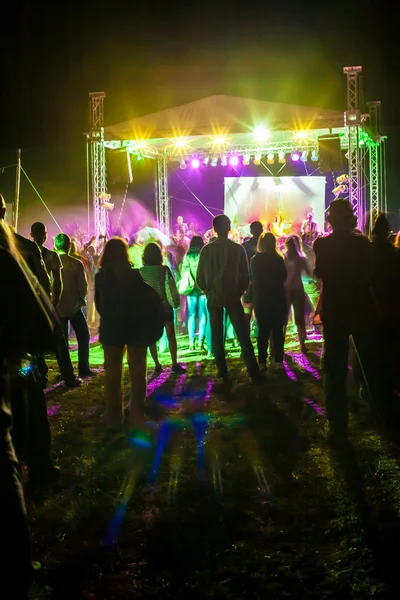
[214,135,227,145]
[191,158,200,169]
[253,126,269,142]
[229,155,239,166]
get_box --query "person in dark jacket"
[314,199,390,437]
[197,214,260,383]
[0,219,57,599]
[250,233,287,371]
[95,238,163,429]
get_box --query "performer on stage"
[301,211,319,247]
[173,215,188,239]
[270,214,286,239]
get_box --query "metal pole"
[86,135,91,236]
[14,148,21,231]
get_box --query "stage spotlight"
[291,152,300,162]
[278,152,286,164]
[267,152,274,164]
[203,156,209,166]
[191,158,200,169]
[295,131,309,140]
[242,153,250,166]
[133,141,147,150]
[180,159,186,170]
[214,135,227,145]
[254,126,269,142]
[254,153,262,165]
[311,150,318,161]
[211,156,218,167]
[174,138,187,148]
[300,151,308,162]
[229,155,239,167]
[221,155,228,167]
[336,173,349,184]
[136,151,143,162]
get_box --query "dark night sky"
[0,0,398,231]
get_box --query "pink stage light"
[191,158,200,169]
[291,152,300,162]
[229,155,239,166]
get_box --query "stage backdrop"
[224,176,326,235]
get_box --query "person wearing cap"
[314,199,389,437]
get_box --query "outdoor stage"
[84,66,386,243]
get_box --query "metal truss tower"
[157,155,170,236]
[344,66,362,221]
[367,101,385,228]
[89,92,108,238]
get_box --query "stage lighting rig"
[278,152,286,164]
[267,153,274,164]
[332,184,348,196]
[99,192,114,211]
[336,173,349,185]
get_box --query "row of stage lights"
[179,150,319,169]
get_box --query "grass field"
[27,333,400,599]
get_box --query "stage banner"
[224,176,326,236]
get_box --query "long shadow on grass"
[331,438,400,597]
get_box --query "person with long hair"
[250,233,287,371]
[95,237,163,429]
[179,236,212,354]
[284,234,312,353]
[140,242,185,373]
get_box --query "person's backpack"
[176,260,196,295]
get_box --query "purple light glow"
[286,352,321,380]
[283,360,297,382]
[304,397,326,417]
[47,403,61,417]
[146,370,171,397]
[291,152,300,162]
[191,158,200,169]
[229,155,239,166]
[173,373,187,396]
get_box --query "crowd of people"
[1,191,400,597]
